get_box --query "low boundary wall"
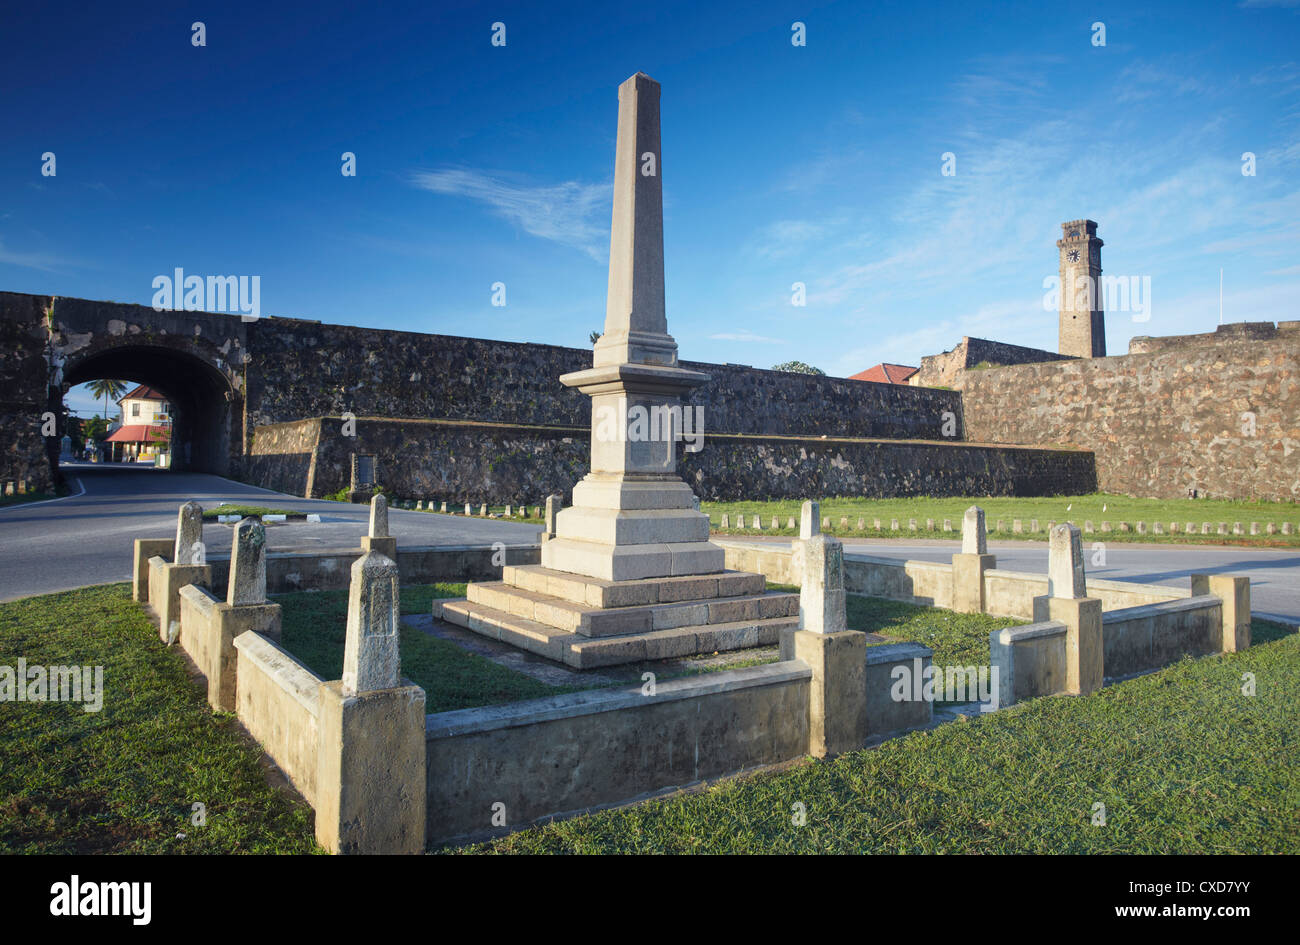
[234,631,324,806]
[425,662,812,847]
[718,540,1188,620]
[133,539,542,599]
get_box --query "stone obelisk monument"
[438,73,798,668]
[541,72,723,582]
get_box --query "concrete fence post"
[544,494,562,543]
[789,524,867,758]
[132,537,173,602]
[198,518,282,712]
[361,494,397,559]
[1031,524,1102,695]
[1191,573,1252,653]
[316,551,426,854]
[149,502,212,644]
[952,505,996,614]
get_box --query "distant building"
[850,363,918,385]
[103,385,171,462]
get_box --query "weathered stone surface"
[369,494,389,538]
[1048,523,1086,599]
[800,500,819,539]
[961,329,1300,501]
[798,534,847,634]
[341,552,401,694]
[961,505,987,555]
[228,517,268,606]
[174,502,204,565]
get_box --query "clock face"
[1067,249,1081,263]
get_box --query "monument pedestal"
[438,564,797,668]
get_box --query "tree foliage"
[770,360,825,375]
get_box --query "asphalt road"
[722,536,1300,624]
[2,466,1296,624]
[0,464,541,602]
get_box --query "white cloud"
[0,238,68,272]
[410,168,611,261]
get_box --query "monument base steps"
[438,565,797,668]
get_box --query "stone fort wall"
[960,329,1300,501]
[243,316,965,440]
[910,336,1073,390]
[246,416,1097,503]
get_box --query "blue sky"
[2,1,1297,417]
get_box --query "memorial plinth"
[437,72,797,667]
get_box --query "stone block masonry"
[246,416,1097,502]
[960,330,1300,501]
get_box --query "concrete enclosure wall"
[233,632,323,805]
[192,542,541,598]
[720,540,1189,620]
[425,663,812,846]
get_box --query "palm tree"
[87,379,128,424]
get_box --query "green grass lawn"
[766,584,1027,670]
[456,619,1300,854]
[705,493,1300,546]
[849,594,1025,670]
[0,585,318,853]
[202,504,298,520]
[273,583,564,712]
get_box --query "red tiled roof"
[119,384,167,403]
[849,363,919,385]
[104,424,169,444]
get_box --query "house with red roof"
[103,385,171,463]
[849,363,919,385]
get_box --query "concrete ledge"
[147,556,211,644]
[427,661,812,738]
[180,585,281,712]
[984,568,1185,619]
[1101,594,1223,679]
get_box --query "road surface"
[0,463,541,602]
[2,466,1296,624]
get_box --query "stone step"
[500,563,765,609]
[435,597,796,669]
[468,580,798,638]
[435,598,578,663]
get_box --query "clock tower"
[1057,219,1106,358]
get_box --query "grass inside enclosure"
[274,582,561,712]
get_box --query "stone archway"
[61,345,240,476]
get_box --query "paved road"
[0,464,541,602]
[721,536,1300,624]
[3,468,1296,623]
